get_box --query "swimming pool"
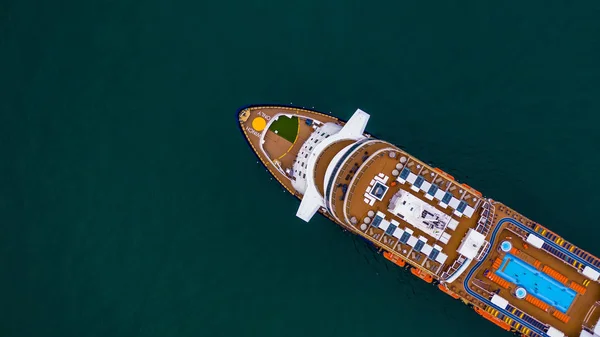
[496,254,576,313]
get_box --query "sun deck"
[327,141,485,278]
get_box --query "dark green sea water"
[1,1,600,336]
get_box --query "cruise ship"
[237,105,600,337]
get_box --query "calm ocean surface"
[1,1,600,336]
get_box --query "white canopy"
[392,227,405,239]
[449,197,460,209]
[546,326,565,337]
[583,266,600,282]
[447,219,459,231]
[463,205,475,218]
[435,252,448,264]
[457,229,486,259]
[407,236,418,247]
[526,233,545,249]
[490,294,508,309]
[379,219,390,231]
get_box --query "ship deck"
[458,206,600,337]
[240,105,600,337]
[333,140,600,336]
[238,105,340,196]
[329,141,484,276]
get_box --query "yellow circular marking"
[252,117,266,131]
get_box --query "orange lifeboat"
[438,284,460,299]
[383,251,406,267]
[410,267,433,283]
[461,183,482,197]
[434,167,455,180]
[473,307,511,331]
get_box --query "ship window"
[303,173,306,178]
[325,135,330,138]
[309,146,313,151]
[305,154,308,158]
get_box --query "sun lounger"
[434,189,445,201]
[407,172,418,185]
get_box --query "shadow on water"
[344,227,418,298]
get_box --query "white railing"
[476,200,495,236]
[475,241,491,261]
[441,255,467,280]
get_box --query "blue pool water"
[496,254,576,313]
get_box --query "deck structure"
[238,105,600,337]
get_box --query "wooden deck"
[262,120,314,170]
[327,141,483,278]
[238,105,339,195]
[465,205,600,337]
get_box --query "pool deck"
[496,253,577,313]
[461,207,600,337]
[240,105,600,337]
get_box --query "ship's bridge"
[290,122,342,194]
[295,109,370,222]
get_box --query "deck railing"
[471,279,494,297]
[476,200,495,236]
[441,255,467,280]
[505,304,549,332]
